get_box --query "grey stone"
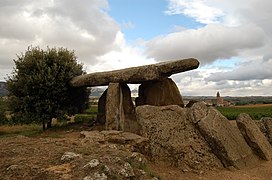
[120,84,139,134]
[61,152,82,162]
[70,58,199,87]
[257,117,272,145]
[97,89,107,124]
[83,159,100,168]
[236,113,272,160]
[136,78,184,107]
[191,102,258,169]
[105,83,121,130]
[119,162,135,178]
[136,105,223,171]
[101,130,149,150]
[83,172,107,180]
[80,130,105,142]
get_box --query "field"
[217,104,272,120]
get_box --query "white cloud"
[0,0,120,80]
[145,24,265,64]
[165,0,224,24]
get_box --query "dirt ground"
[1,124,272,180]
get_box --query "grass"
[217,105,272,120]
[0,124,42,138]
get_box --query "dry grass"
[0,124,42,137]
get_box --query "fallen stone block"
[191,102,258,169]
[236,113,272,161]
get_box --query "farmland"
[217,104,272,120]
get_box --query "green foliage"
[6,47,89,128]
[84,105,98,114]
[0,98,9,124]
[217,106,272,120]
[74,114,95,123]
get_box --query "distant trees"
[7,47,89,129]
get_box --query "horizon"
[0,0,271,96]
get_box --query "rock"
[6,165,18,171]
[105,83,121,130]
[120,84,139,134]
[83,159,100,168]
[70,58,199,87]
[257,117,272,145]
[102,83,138,132]
[191,102,258,169]
[236,113,272,160]
[80,131,105,143]
[97,89,107,124]
[61,152,82,162]
[119,162,135,178]
[136,78,184,107]
[101,130,149,150]
[186,100,198,108]
[136,105,223,171]
[83,172,108,180]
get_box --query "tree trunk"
[43,121,45,130]
[47,120,52,129]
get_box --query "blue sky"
[0,0,272,96]
[108,0,203,42]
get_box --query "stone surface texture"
[136,105,223,171]
[190,102,258,169]
[105,83,121,130]
[70,58,199,87]
[136,78,184,107]
[256,117,272,145]
[236,113,272,160]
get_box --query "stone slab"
[236,113,272,160]
[191,102,258,169]
[70,58,199,87]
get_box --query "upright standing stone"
[136,78,184,107]
[191,102,258,169]
[99,83,138,132]
[97,89,107,124]
[120,84,138,133]
[236,113,272,161]
[106,83,121,130]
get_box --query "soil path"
[1,127,272,179]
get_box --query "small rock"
[129,152,147,164]
[6,165,18,171]
[83,159,100,168]
[83,172,107,180]
[119,162,135,178]
[61,152,82,162]
[80,131,105,143]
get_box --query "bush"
[6,47,89,129]
[74,114,95,124]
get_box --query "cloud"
[206,59,272,82]
[145,24,265,64]
[165,0,224,24]
[0,0,120,80]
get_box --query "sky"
[0,0,272,96]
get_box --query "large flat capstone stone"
[70,58,199,87]
[191,102,258,169]
[236,113,272,160]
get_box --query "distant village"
[183,92,233,107]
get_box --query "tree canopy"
[7,47,89,129]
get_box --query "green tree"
[7,47,89,129]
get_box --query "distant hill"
[0,82,8,96]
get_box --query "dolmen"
[70,58,199,133]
